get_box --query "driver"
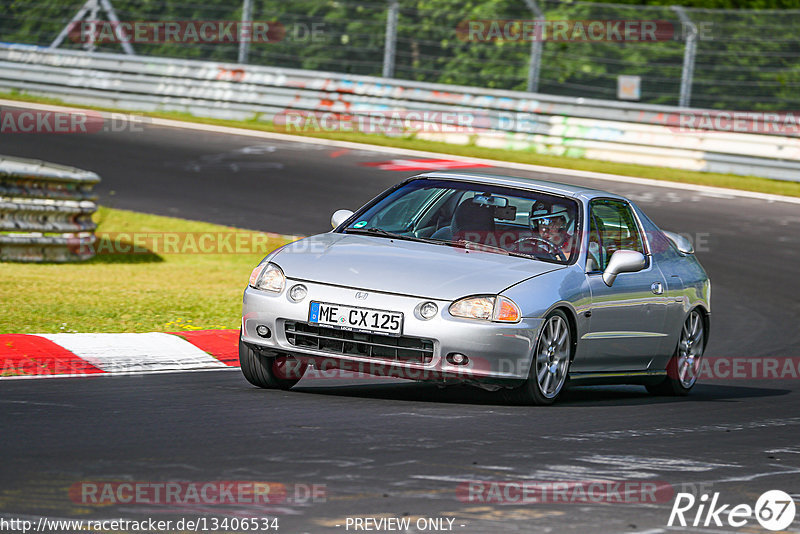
[529,204,574,260]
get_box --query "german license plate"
[308,302,403,336]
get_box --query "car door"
[578,199,669,371]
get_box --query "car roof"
[413,171,626,202]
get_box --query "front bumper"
[241,280,543,383]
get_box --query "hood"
[271,233,564,300]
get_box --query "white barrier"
[0,43,798,181]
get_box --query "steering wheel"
[512,236,567,261]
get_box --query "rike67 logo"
[669,490,796,531]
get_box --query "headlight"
[449,296,520,323]
[450,296,495,320]
[248,262,285,293]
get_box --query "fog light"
[446,353,469,365]
[289,284,308,302]
[256,325,271,338]
[419,301,438,320]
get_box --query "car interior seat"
[431,198,496,242]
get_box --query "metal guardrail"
[1,43,799,181]
[0,155,99,262]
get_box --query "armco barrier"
[0,155,99,262]
[1,43,799,181]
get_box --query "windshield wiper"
[344,227,441,245]
[444,239,535,259]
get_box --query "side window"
[587,213,604,272]
[589,200,645,271]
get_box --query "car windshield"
[341,179,580,264]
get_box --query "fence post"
[238,0,253,64]
[50,0,135,55]
[99,0,135,55]
[524,0,544,93]
[672,6,697,108]
[382,0,399,78]
[85,0,100,52]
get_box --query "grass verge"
[3,91,800,198]
[0,207,294,333]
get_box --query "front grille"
[284,321,434,364]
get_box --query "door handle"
[651,282,663,295]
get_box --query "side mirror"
[663,230,694,254]
[603,250,646,286]
[331,209,354,229]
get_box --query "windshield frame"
[335,177,583,266]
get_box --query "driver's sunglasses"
[538,217,565,230]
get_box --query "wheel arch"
[692,304,711,351]
[545,304,579,363]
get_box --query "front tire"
[239,333,306,390]
[503,310,572,405]
[647,309,705,396]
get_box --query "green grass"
[3,90,800,199]
[0,207,295,334]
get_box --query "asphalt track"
[2,107,800,533]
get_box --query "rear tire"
[502,310,572,405]
[239,332,306,390]
[647,309,705,396]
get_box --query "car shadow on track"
[288,381,790,407]
[557,383,791,407]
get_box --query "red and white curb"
[0,330,240,379]
[2,329,405,383]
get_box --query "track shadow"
[290,380,791,407]
[556,382,791,407]
[292,380,503,405]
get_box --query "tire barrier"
[0,155,99,262]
